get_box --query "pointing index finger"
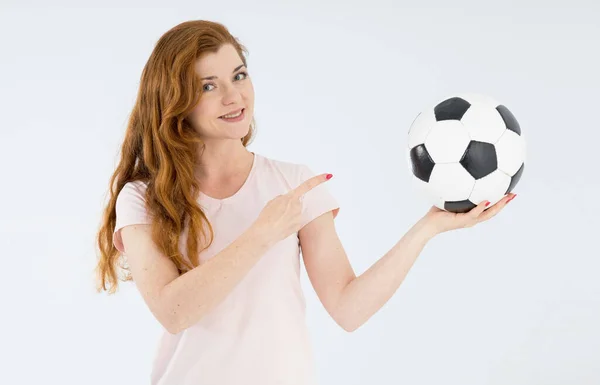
[291,173,333,198]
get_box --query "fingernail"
[508,194,517,202]
[485,201,491,207]
[326,174,333,180]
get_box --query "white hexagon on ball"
[428,163,475,202]
[460,105,507,143]
[469,169,512,207]
[407,110,437,149]
[424,120,471,164]
[495,130,526,176]
[411,175,445,209]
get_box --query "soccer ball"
[407,93,526,213]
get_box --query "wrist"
[413,216,439,242]
[246,222,276,250]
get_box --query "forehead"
[194,44,243,76]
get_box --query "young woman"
[95,19,515,385]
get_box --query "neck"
[194,140,253,182]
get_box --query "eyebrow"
[201,64,246,80]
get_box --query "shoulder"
[117,180,148,196]
[256,153,311,188]
[114,180,152,226]
[113,180,153,253]
[116,180,149,207]
[255,153,341,226]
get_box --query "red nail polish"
[485,201,491,207]
[326,174,333,180]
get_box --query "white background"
[1,0,599,384]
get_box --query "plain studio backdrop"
[1,1,598,384]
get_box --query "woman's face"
[187,43,254,141]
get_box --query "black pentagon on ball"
[496,105,521,135]
[434,97,471,121]
[505,163,525,194]
[444,200,476,213]
[460,140,498,179]
[409,144,435,182]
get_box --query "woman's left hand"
[422,192,517,236]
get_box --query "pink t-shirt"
[113,152,340,385]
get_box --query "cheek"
[243,82,255,103]
[192,99,216,121]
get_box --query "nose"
[221,83,243,105]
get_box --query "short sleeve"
[113,181,153,254]
[298,164,340,229]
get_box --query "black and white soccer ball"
[407,93,526,213]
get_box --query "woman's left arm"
[299,212,435,332]
[299,193,515,332]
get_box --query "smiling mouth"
[220,108,243,117]
[219,108,245,121]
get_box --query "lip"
[219,108,244,118]
[219,108,245,122]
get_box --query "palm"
[424,193,516,234]
[426,206,465,232]
[428,205,460,221]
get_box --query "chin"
[220,120,251,135]
[221,124,250,140]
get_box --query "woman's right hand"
[252,172,333,245]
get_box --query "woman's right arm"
[119,172,331,334]
[120,222,274,334]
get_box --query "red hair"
[94,20,256,294]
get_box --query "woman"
[95,19,515,385]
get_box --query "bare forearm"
[160,225,274,333]
[335,218,436,332]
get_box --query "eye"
[235,71,248,81]
[201,72,248,93]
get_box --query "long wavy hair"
[94,20,256,294]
